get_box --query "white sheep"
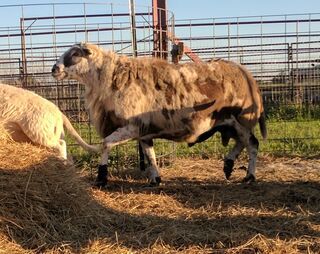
[0,83,99,159]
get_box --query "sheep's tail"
[258,110,267,140]
[238,62,267,140]
[62,114,100,153]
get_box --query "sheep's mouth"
[52,71,67,80]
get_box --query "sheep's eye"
[72,51,81,57]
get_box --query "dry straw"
[0,125,319,253]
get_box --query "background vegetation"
[66,104,320,172]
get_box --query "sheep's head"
[52,43,95,81]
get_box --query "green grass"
[259,119,320,156]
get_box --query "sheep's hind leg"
[243,133,259,183]
[138,141,147,171]
[223,139,245,180]
[140,139,161,187]
[56,139,68,160]
[223,116,258,183]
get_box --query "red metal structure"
[152,0,168,59]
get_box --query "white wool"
[0,83,98,159]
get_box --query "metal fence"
[174,14,320,105]
[0,3,319,163]
[174,14,320,156]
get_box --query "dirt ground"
[0,133,320,253]
[86,156,320,253]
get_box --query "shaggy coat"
[0,83,98,159]
[52,43,267,187]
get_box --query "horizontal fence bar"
[174,18,320,27]
[22,12,151,21]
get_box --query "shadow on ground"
[1,157,319,253]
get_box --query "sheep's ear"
[82,47,92,56]
[79,43,93,56]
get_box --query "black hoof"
[94,179,107,188]
[188,142,195,147]
[221,136,230,147]
[243,174,256,183]
[223,159,234,180]
[149,176,161,187]
[95,164,108,188]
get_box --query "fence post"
[19,17,27,87]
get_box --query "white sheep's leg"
[223,139,245,180]
[57,139,68,160]
[53,131,68,161]
[139,139,161,186]
[96,125,139,188]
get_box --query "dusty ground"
[0,131,319,253]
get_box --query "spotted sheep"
[52,43,267,187]
[0,83,99,159]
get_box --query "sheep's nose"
[52,64,60,73]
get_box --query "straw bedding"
[0,126,319,253]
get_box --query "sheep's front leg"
[96,125,139,188]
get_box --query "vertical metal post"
[148,6,152,55]
[212,18,216,58]
[284,15,293,102]
[288,43,294,101]
[129,0,137,57]
[308,14,311,109]
[84,3,88,42]
[189,19,192,59]
[296,20,302,105]
[52,4,61,110]
[20,15,27,87]
[7,27,12,76]
[237,18,240,63]
[152,0,167,59]
[52,4,57,57]
[129,0,141,169]
[111,3,115,51]
[260,16,263,86]
[227,22,230,60]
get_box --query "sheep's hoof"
[148,176,161,187]
[94,179,107,189]
[223,159,234,180]
[243,174,255,183]
[95,164,108,188]
[188,142,196,147]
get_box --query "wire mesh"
[0,3,319,162]
[174,13,320,156]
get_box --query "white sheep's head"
[52,43,95,81]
